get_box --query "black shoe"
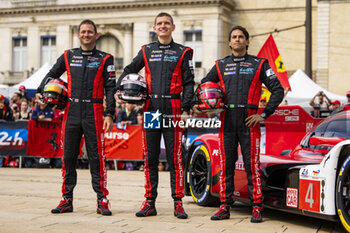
[136,200,157,217]
[211,203,230,220]
[251,206,263,223]
[51,197,73,214]
[174,200,188,219]
[97,198,112,216]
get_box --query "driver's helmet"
[42,79,68,109]
[118,73,147,105]
[196,82,225,113]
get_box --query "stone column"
[123,24,133,65]
[27,26,40,70]
[316,0,330,89]
[56,25,71,56]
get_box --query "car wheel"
[336,156,350,232]
[188,144,219,206]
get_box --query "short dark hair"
[228,25,249,41]
[79,19,97,34]
[154,12,174,25]
[228,25,249,50]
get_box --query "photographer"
[309,91,331,118]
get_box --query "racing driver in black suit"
[36,19,115,216]
[193,25,284,223]
[116,12,194,219]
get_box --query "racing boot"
[174,200,188,219]
[51,197,73,214]
[136,199,157,217]
[97,198,112,216]
[250,206,263,223]
[210,203,230,220]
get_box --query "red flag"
[257,34,291,90]
[26,120,63,158]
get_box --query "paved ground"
[0,168,346,233]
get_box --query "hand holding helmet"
[41,78,68,109]
[194,82,225,115]
[117,73,148,105]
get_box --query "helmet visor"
[198,89,222,99]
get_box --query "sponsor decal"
[286,187,298,208]
[313,170,320,176]
[164,50,176,55]
[299,179,321,212]
[152,50,162,54]
[105,132,129,140]
[224,71,236,76]
[72,55,83,59]
[301,168,308,176]
[107,65,115,72]
[235,161,245,170]
[266,68,275,77]
[163,55,178,62]
[273,109,299,116]
[285,116,299,121]
[212,149,219,156]
[86,61,100,68]
[71,59,82,63]
[240,67,255,74]
[70,63,82,67]
[149,58,162,62]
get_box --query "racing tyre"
[188,144,219,206]
[336,156,350,232]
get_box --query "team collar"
[157,39,174,49]
[79,47,96,56]
[231,53,248,62]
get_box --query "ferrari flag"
[257,34,291,90]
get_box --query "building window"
[184,30,202,68]
[41,35,56,66]
[12,37,27,72]
[149,32,157,43]
[96,35,123,69]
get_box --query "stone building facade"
[0,0,349,95]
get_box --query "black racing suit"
[201,53,284,206]
[116,40,194,201]
[37,47,116,200]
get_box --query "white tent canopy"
[0,83,9,97]
[285,69,347,107]
[8,63,53,98]
[12,63,51,90]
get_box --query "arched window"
[97,35,124,69]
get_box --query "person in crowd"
[19,85,30,101]
[329,100,341,113]
[10,103,20,120]
[0,94,14,121]
[259,97,267,108]
[11,92,22,110]
[116,103,137,127]
[116,12,194,219]
[309,91,331,118]
[31,100,54,121]
[136,105,143,125]
[35,19,115,216]
[193,25,284,223]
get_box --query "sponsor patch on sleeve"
[107,65,116,72]
[266,68,275,77]
[189,60,194,74]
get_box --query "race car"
[183,106,350,231]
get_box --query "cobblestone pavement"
[0,168,346,233]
